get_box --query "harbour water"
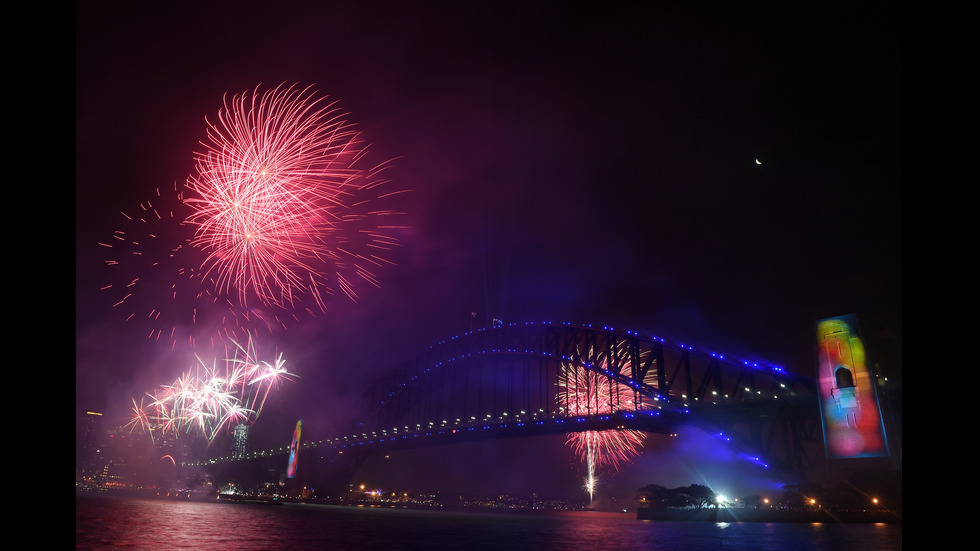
[76,494,902,550]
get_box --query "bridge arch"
[195,322,824,490]
[355,322,820,480]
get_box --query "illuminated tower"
[231,424,249,459]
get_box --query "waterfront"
[76,494,901,550]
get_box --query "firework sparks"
[185,82,406,313]
[127,335,297,444]
[99,184,196,338]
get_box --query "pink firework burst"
[185,82,406,313]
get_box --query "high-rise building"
[77,411,105,485]
[232,424,249,459]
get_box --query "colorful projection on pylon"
[815,315,889,459]
[286,419,302,478]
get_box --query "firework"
[185,82,406,313]
[558,352,656,500]
[128,335,297,444]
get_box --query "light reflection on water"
[76,495,901,551]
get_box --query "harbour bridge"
[192,321,841,494]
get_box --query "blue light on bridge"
[740,454,771,469]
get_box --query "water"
[76,494,902,550]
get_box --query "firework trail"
[125,397,157,445]
[558,352,657,501]
[226,334,293,419]
[99,183,196,342]
[185,82,407,314]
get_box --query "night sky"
[76,1,901,501]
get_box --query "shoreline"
[77,490,901,524]
[636,507,901,524]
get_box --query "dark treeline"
[636,470,901,512]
